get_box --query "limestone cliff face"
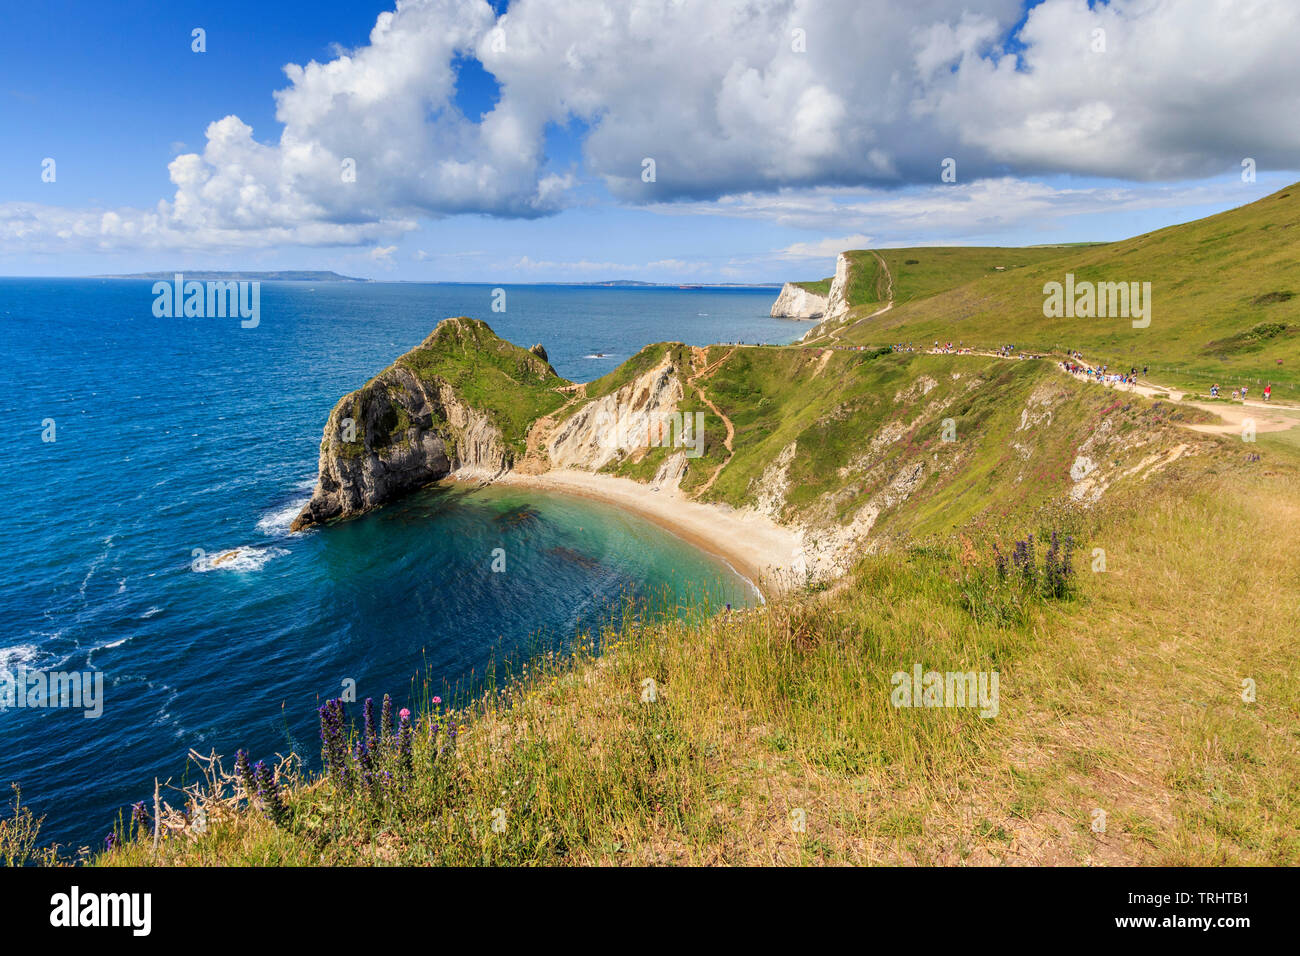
[290,319,544,531]
[547,357,685,471]
[769,282,827,319]
[290,366,509,531]
[823,253,851,322]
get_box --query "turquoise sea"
[0,279,804,849]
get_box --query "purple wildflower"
[253,760,288,826]
[381,694,394,749]
[363,697,377,754]
[131,800,150,840]
[318,698,352,791]
[234,748,256,805]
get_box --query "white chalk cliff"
[823,253,851,323]
[547,356,686,471]
[769,282,828,319]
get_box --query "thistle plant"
[398,708,413,777]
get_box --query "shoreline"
[478,469,803,599]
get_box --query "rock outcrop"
[291,318,560,530]
[769,282,828,319]
[547,355,685,471]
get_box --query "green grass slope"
[793,277,833,297]
[395,317,571,457]
[829,184,1300,393]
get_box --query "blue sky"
[2,0,1296,282]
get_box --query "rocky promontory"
[291,317,568,530]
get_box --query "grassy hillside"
[793,277,833,297]
[583,342,687,401]
[876,246,1086,306]
[599,344,1211,550]
[824,185,1300,394]
[395,317,571,457]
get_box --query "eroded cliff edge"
[769,282,828,319]
[291,317,567,530]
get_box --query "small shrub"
[0,785,43,867]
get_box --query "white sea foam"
[0,643,39,670]
[78,534,115,599]
[256,497,311,536]
[194,546,289,573]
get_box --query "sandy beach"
[493,469,803,599]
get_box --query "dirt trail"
[688,346,737,496]
[515,386,585,474]
[952,348,1300,436]
[1038,355,1299,435]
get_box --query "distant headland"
[94,270,367,282]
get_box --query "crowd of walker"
[1060,351,1274,402]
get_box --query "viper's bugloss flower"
[992,542,1008,580]
[131,800,149,839]
[381,694,395,749]
[253,760,288,826]
[234,748,256,804]
[363,697,377,753]
[105,832,117,852]
[318,698,352,792]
